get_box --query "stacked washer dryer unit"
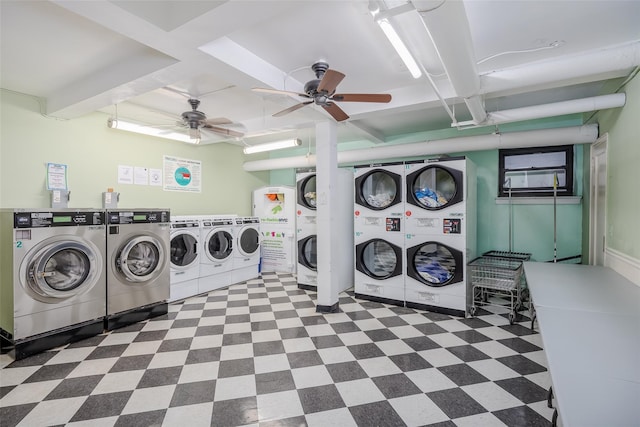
[296,169,318,290]
[105,209,170,330]
[168,216,200,302]
[199,216,235,294]
[354,162,405,305]
[231,216,261,284]
[404,157,476,316]
[0,209,106,359]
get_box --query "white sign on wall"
[163,155,202,193]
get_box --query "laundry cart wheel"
[469,306,477,317]
[508,312,516,325]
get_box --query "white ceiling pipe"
[482,41,640,95]
[243,124,597,171]
[485,93,626,125]
[412,0,486,123]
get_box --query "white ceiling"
[2,0,639,149]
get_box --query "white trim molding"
[605,248,640,287]
[495,196,582,205]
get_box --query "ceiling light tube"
[377,18,422,79]
[107,118,199,144]
[243,138,302,154]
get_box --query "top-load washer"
[199,216,235,294]
[353,162,405,305]
[169,216,200,302]
[231,216,261,284]
[105,209,170,330]
[0,209,106,359]
[404,157,476,316]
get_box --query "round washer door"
[22,238,102,301]
[117,235,166,283]
[205,228,234,262]
[170,231,199,270]
[355,169,402,210]
[298,235,317,271]
[406,241,463,287]
[406,165,463,210]
[355,238,403,279]
[297,174,317,210]
[237,226,260,257]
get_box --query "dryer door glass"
[413,243,456,286]
[171,233,198,267]
[300,175,317,210]
[26,241,99,299]
[301,236,317,270]
[209,230,233,260]
[362,171,398,209]
[239,228,259,255]
[412,167,457,209]
[362,240,398,279]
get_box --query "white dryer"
[0,209,106,359]
[105,209,170,330]
[404,157,477,316]
[296,169,317,289]
[231,216,261,284]
[353,162,405,305]
[169,216,200,302]
[199,216,235,294]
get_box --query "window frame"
[498,145,574,197]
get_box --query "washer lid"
[406,241,463,287]
[206,229,234,261]
[170,232,199,268]
[237,226,260,257]
[298,235,317,270]
[356,238,403,279]
[355,169,402,211]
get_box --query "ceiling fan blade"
[331,93,392,103]
[203,124,244,138]
[273,101,314,117]
[204,117,233,126]
[322,102,349,122]
[253,87,309,98]
[317,69,345,94]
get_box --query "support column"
[315,120,340,312]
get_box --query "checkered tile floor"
[0,272,553,426]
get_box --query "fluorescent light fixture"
[107,118,199,144]
[376,18,422,79]
[243,138,302,154]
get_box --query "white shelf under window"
[495,196,582,205]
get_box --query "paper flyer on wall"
[163,155,202,192]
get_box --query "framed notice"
[163,155,202,193]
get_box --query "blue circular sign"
[174,167,192,186]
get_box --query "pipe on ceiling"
[413,0,487,124]
[484,93,626,126]
[243,124,597,171]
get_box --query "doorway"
[589,134,607,265]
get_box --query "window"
[498,145,574,197]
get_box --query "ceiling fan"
[177,98,245,140]
[253,62,392,122]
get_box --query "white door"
[589,135,607,265]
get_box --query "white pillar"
[315,120,340,312]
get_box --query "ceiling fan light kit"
[107,118,199,144]
[243,138,302,154]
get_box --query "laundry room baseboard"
[405,301,466,318]
[316,302,340,313]
[605,248,640,287]
[297,283,317,292]
[105,302,168,331]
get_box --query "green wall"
[0,90,270,214]
[590,72,640,260]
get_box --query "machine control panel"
[14,211,105,228]
[107,210,170,224]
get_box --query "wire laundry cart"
[468,255,526,324]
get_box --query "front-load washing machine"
[0,209,106,359]
[297,230,317,291]
[231,216,260,284]
[354,162,405,305]
[169,216,200,302]
[105,209,170,330]
[404,157,477,316]
[199,216,235,294]
[296,169,317,289]
[296,168,317,217]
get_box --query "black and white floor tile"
[0,272,553,426]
